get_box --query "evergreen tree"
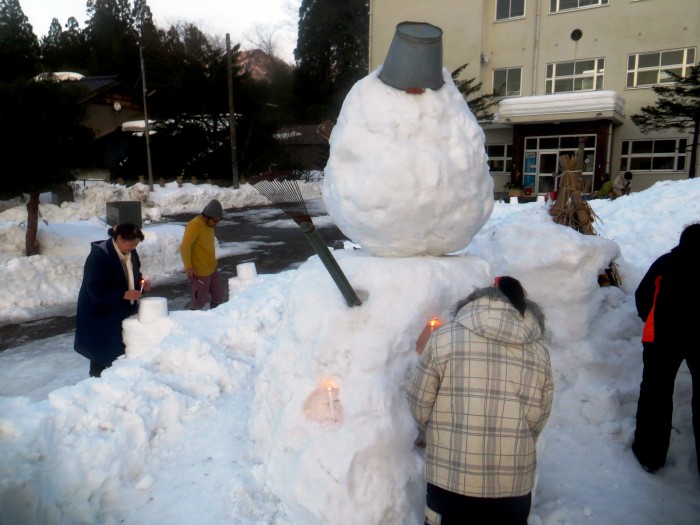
[632,63,700,178]
[0,0,40,81]
[84,0,139,84]
[40,17,89,73]
[0,79,93,254]
[294,0,369,121]
[451,63,497,124]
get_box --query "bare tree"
[244,22,281,57]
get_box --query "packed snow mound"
[324,68,493,257]
[250,251,491,525]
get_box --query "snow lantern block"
[106,201,142,227]
[138,297,168,324]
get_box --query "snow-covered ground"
[1,178,699,524]
[0,180,321,325]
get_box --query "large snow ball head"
[323,72,494,257]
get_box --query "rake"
[249,171,362,307]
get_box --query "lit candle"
[139,279,145,293]
[327,385,336,422]
[416,317,442,355]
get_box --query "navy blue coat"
[74,239,142,367]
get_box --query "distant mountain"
[236,49,293,82]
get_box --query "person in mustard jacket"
[633,223,700,474]
[407,276,553,525]
[180,199,226,310]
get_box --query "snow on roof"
[494,90,626,125]
[121,120,157,135]
[33,71,85,82]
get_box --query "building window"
[626,48,696,88]
[493,68,522,97]
[545,58,604,93]
[620,138,687,172]
[550,0,608,12]
[496,0,525,20]
[486,144,513,173]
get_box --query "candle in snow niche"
[327,385,336,422]
[301,381,343,424]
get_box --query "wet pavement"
[0,202,348,351]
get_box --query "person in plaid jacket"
[407,276,553,525]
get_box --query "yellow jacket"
[180,215,217,276]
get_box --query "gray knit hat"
[202,199,223,219]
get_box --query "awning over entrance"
[494,90,626,125]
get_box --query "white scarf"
[113,239,135,303]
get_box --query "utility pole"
[226,33,239,189]
[139,30,154,191]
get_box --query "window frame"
[550,0,608,13]
[496,0,526,21]
[486,144,514,174]
[626,47,696,88]
[492,67,522,97]
[619,138,688,172]
[545,57,605,94]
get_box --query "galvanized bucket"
[378,22,444,92]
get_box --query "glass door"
[537,152,559,194]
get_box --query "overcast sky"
[22,0,300,62]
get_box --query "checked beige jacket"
[407,287,553,498]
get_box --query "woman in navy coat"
[74,223,150,377]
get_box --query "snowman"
[250,22,495,525]
[323,21,494,257]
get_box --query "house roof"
[35,72,123,104]
[75,75,121,103]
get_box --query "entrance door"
[537,151,559,194]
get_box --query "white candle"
[327,386,335,422]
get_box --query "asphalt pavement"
[0,203,348,351]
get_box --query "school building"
[369,0,699,195]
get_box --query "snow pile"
[250,253,490,523]
[0,178,699,524]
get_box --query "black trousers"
[633,342,699,473]
[425,483,531,525]
[89,360,107,377]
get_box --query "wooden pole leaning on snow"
[249,172,362,307]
